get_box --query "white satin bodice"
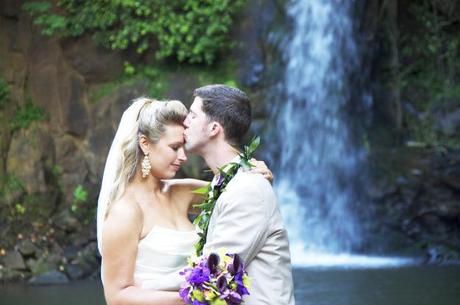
[134,226,198,290]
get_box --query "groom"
[183,84,295,305]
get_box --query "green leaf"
[240,158,253,169]
[22,1,52,14]
[210,298,227,305]
[245,136,260,156]
[192,184,210,195]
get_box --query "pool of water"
[1,265,459,305]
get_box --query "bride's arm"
[101,200,183,305]
[166,160,274,213]
[164,179,208,214]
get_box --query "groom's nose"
[183,114,190,128]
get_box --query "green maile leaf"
[193,137,261,256]
[245,136,260,156]
[192,184,211,195]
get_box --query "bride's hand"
[249,158,274,183]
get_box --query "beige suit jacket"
[203,171,295,305]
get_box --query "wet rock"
[25,258,37,270]
[65,263,86,280]
[62,73,89,137]
[77,242,99,267]
[6,122,55,195]
[18,240,38,257]
[87,122,114,177]
[4,250,26,270]
[438,200,460,216]
[26,33,90,137]
[53,211,80,233]
[233,0,275,88]
[437,108,460,137]
[29,256,53,276]
[28,270,69,285]
[250,90,269,119]
[164,73,199,104]
[0,268,26,282]
[63,245,80,262]
[442,165,460,191]
[366,178,398,199]
[62,35,123,83]
[108,81,148,124]
[0,0,21,18]
[55,135,89,205]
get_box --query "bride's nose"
[178,147,187,163]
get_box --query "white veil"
[96,99,147,254]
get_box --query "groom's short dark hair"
[194,84,251,145]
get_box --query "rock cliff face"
[0,0,132,282]
[0,0,273,282]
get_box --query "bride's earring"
[141,153,151,178]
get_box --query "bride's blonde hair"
[105,97,188,217]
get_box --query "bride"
[97,97,271,305]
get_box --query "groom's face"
[183,97,210,153]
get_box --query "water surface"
[1,265,459,305]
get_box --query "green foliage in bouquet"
[23,0,245,65]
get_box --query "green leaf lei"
[193,137,260,256]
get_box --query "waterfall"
[265,0,367,264]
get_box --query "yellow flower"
[243,274,251,288]
[204,290,217,300]
[210,298,227,305]
[192,290,205,302]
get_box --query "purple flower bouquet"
[179,250,250,305]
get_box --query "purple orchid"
[179,251,250,305]
[207,253,220,274]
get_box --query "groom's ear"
[209,121,223,138]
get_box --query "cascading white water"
[266,0,416,267]
[266,0,366,264]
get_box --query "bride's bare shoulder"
[102,195,143,250]
[106,194,142,224]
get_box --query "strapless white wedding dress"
[133,226,198,290]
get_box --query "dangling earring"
[141,153,151,178]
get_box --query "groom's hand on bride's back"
[248,158,274,184]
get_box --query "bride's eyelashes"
[169,144,183,151]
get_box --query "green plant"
[399,2,460,148]
[124,61,136,76]
[71,184,88,212]
[0,175,24,199]
[10,100,46,132]
[15,203,26,215]
[23,0,245,65]
[51,165,62,177]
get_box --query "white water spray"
[266,0,412,267]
